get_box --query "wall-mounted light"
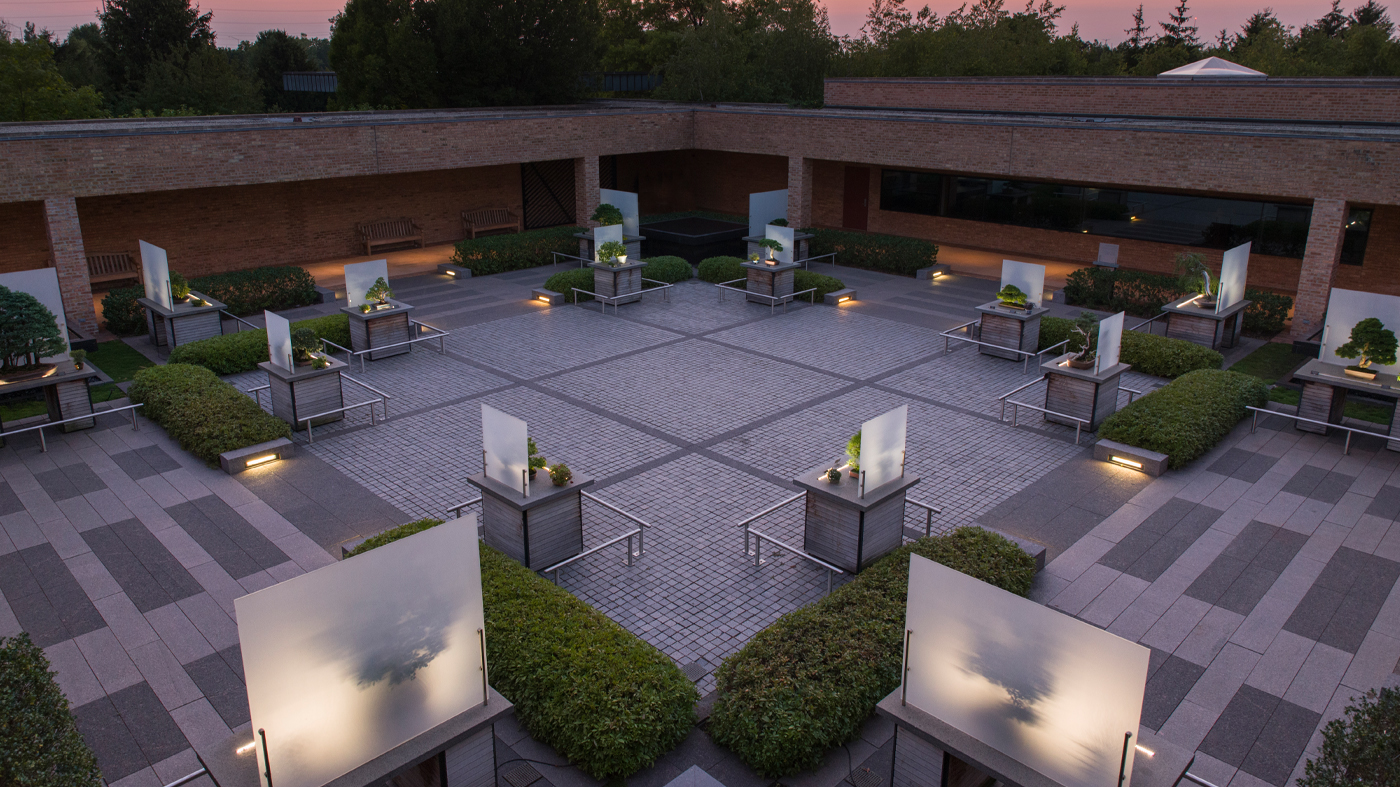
[1110,456,1143,469]
[245,454,279,468]
[236,741,257,755]
[1134,745,1155,757]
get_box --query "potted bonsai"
[997,284,1028,311]
[549,462,572,487]
[825,459,842,484]
[291,327,319,367]
[846,432,861,478]
[364,277,393,310]
[1174,252,1217,308]
[1066,311,1098,370]
[527,437,546,480]
[69,349,86,370]
[757,238,783,264]
[591,203,624,227]
[1336,318,1397,381]
[597,240,628,268]
[169,272,191,303]
[0,286,67,382]
[768,218,788,227]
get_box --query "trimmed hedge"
[1099,369,1268,469]
[709,528,1037,777]
[101,266,318,335]
[348,522,697,779]
[641,256,693,284]
[543,269,594,302]
[794,270,845,301]
[1039,316,1223,379]
[1299,687,1400,787]
[1062,267,1294,336]
[804,228,938,277]
[166,314,350,375]
[128,364,291,464]
[451,226,581,276]
[698,256,746,283]
[1,633,102,787]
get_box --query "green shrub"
[804,228,937,277]
[1299,687,1400,787]
[1039,316,1223,379]
[100,267,318,335]
[794,270,845,301]
[0,633,102,787]
[543,269,594,302]
[1061,267,1293,336]
[452,226,580,276]
[709,528,1036,777]
[698,256,746,283]
[346,518,444,557]
[99,285,147,336]
[641,256,693,284]
[1099,369,1268,469]
[167,314,350,375]
[348,524,697,779]
[128,364,291,463]
[1245,289,1293,335]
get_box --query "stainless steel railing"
[540,491,653,584]
[0,402,143,453]
[714,279,819,314]
[1248,405,1390,455]
[941,319,1070,374]
[320,319,449,373]
[736,492,845,595]
[996,375,1090,444]
[570,279,674,315]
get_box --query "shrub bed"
[794,270,845,301]
[1099,369,1268,469]
[709,528,1037,777]
[698,256,746,283]
[348,522,697,779]
[128,364,291,463]
[1299,687,1400,787]
[1061,267,1294,336]
[1,633,103,786]
[100,266,319,335]
[803,228,938,277]
[642,256,693,284]
[166,314,350,375]
[1039,316,1223,378]
[543,269,594,302]
[451,226,580,276]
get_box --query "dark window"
[1341,208,1372,266]
[879,170,943,215]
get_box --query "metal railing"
[220,310,261,334]
[541,491,652,584]
[996,375,1089,444]
[320,318,449,373]
[448,496,483,519]
[940,320,1069,373]
[906,498,944,538]
[1248,405,1391,455]
[1130,312,1169,335]
[1,402,143,452]
[798,252,838,270]
[714,278,819,315]
[736,492,845,595]
[1181,770,1221,787]
[570,279,674,315]
[298,376,390,444]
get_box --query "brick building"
[3,75,1397,339]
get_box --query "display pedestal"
[139,291,226,348]
[576,232,644,262]
[793,464,920,573]
[259,355,347,428]
[975,301,1047,361]
[741,260,798,304]
[1291,359,1400,449]
[0,362,97,443]
[591,261,646,304]
[1041,353,1130,431]
[468,471,595,570]
[1161,296,1249,350]
[342,299,413,361]
[744,232,813,262]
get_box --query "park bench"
[86,251,139,285]
[461,208,521,239]
[356,218,424,255]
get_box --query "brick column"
[575,155,600,228]
[787,156,814,228]
[43,196,98,335]
[1290,198,1348,341]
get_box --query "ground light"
[235,741,256,754]
[1135,745,1155,757]
[538,295,551,303]
[1110,456,1143,470]
[245,454,279,469]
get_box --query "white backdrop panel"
[1096,312,1124,373]
[482,404,529,493]
[858,405,907,492]
[765,225,796,264]
[344,259,390,308]
[749,189,788,237]
[0,268,69,359]
[1217,242,1251,313]
[599,189,640,236]
[1000,260,1046,307]
[593,224,624,261]
[1321,288,1400,375]
[139,240,172,309]
[904,554,1149,787]
[266,311,292,371]
[237,516,487,787]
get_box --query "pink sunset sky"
[0,0,1367,46]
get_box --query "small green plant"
[748,253,761,262]
[1174,252,1216,300]
[845,431,861,472]
[528,437,546,477]
[1298,687,1400,787]
[825,467,841,483]
[549,462,572,486]
[169,271,191,301]
[591,203,624,226]
[69,348,86,369]
[291,327,319,364]
[1336,318,1398,372]
[768,218,788,226]
[312,356,330,370]
[997,283,1027,307]
[597,240,628,266]
[191,297,207,307]
[756,238,784,259]
[359,303,371,313]
[364,276,393,305]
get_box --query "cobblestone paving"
[444,306,680,379]
[707,306,948,379]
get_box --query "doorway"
[843,167,870,230]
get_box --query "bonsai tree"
[365,276,393,305]
[0,286,66,372]
[291,327,319,364]
[748,253,761,262]
[527,437,546,477]
[1297,687,1399,787]
[768,218,788,227]
[549,462,572,486]
[997,284,1027,307]
[597,240,628,266]
[591,203,624,227]
[846,431,861,473]
[169,271,191,301]
[756,238,783,260]
[1068,311,1098,365]
[69,349,86,369]
[1174,252,1216,300]
[1336,318,1398,372]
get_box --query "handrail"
[160,767,210,787]
[998,374,1049,412]
[542,527,643,584]
[298,397,382,443]
[1130,312,1169,332]
[1248,405,1390,455]
[2,402,143,453]
[715,279,819,314]
[942,321,1064,373]
[571,280,672,315]
[995,374,1088,443]
[800,251,838,270]
[1181,771,1221,787]
[736,492,804,532]
[341,373,392,419]
[220,311,261,333]
[581,490,655,535]
[1121,385,1152,404]
[905,498,943,538]
[552,251,594,269]
[448,496,483,519]
[321,321,449,373]
[736,492,844,595]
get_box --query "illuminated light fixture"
[236,741,256,755]
[537,295,551,303]
[1110,456,1143,469]
[1182,293,1204,307]
[931,271,945,279]
[838,296,851,303]
[1134,745,1155,757]
[445,269,456,276]
[1130,215,1138,221]
[245,454,279,468]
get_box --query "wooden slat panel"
[978,312,1026,360]
[893,726,945,787]
[859,493,906,570]
[169,311,222,347]
[1298,381,1344,435]
[47,380,94,431]
[804,494,862,573]
[482,496,526,564]
[444,728,494,787]
[523,491,584,569]
[1166,312,1220,348]
[291,372,345,426]
[365,311,411,360]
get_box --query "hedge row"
[641,256,693,284]
[698,256,745,283]
[804,228,938,277]
[451,226,580,276]
[543,269,593,302]
[1,633,102,786]
[128,364,291,464]
[709,528,1037,777]
[1039,316,1223,379]
[101,266,318,335]
[795,270,845,301]
[1099,369,1268,469]
[1062,267,1293,336]
[349,522,697,779]
[166,314,351,375]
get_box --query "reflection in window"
[1341,209,1372,266]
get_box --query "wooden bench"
[86,252,139,284]
[461,208,521,239]
[355,218,424,255]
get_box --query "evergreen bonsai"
[997,284,1027,307]
[1174,252,1216,302]
[364,277,393,305]
[591,203,624,227]
[846,431,861,475]
[597,240,628,267]
[528,437,546,478]
[291,327,319,365]
[169,271,191,301]
[0,286,66,372]
[1069,311,1098,366]
[756,239,784,260]
[1297,687,1399,787]
[69,349,86,369]
[1336,318,1397,373]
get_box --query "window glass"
[1341,208,1372,266]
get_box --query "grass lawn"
[87,340,154,383]
[1229,342,1308,384]
[1268,386,1393,426]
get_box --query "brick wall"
[616,150,787,217]
[0,201,52,274]
[824,77,1400,124]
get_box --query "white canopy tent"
[1158,57,1266,79]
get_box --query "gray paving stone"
[74,626,143,695]
[43,637,107,708]
[1245,630,1315,698]
[128,639,203,711]
[144,602,216,665]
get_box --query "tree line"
[2,0,1397,122]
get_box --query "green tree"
[99,0,213,94]
[1336,317,1399,369]
[0,287,68,370]
[1298,687,1400,787]
[1158,0,1200,49]
[328,0,438,109]
[125,45,263,115]
[244,29,314,110]
[0,28,106,122]
[0,634,102,787]
[54,24,111,96]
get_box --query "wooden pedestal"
[794,464,920,573]
[469,471,595,570]
[259,356,347,428]
[139,292,227,348]
[1161,296,1249,350]
[343,299,413,361]
[1297,380,1345,435]
[975,301,1048,361]
[1290,359,1400,448]
[591,261,645,304]
[741,260,797,304]
[1042,354,1130,431]
[45,378,94,431]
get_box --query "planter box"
[793,464,921,573]
[259,355,347,428]
[138,291,226,348]
[468,471,595,570]
[975,300,1048,361]
[1093,439,1169,477]
[218,437,293,475]
[1289,359,1399,447]
[0,362,97,442]
[591,261,645,304]
[1041,353,1130,431]
[341,298,414,361]
[1161,295,1249,350]
[741,260,798,304]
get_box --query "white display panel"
[1217,242,1251,313]
[765,225,796,264]
[482,403,529,494]
[1000,260,1046,307]
[0,268,69,360]
[139,240,172,310]
[903,554,1149,787]
[749,189,788,237]
[1321,288,1400,375]
[1096,243,1119,266]
[599,189,640,236]
[592,224,625,262]
[237,515,487,787]
[344,259,390,308]
[266,311,293,371]
[1096,312,1124,374]
[858,405,907,492]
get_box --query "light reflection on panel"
[266,311,293,372]
[600,189,639,236]
[1320,288,1400,375]
[139,240,172,310]
[859,405,907,492]
[592,224,624,261]
[1217,242,1251,312]
[1096,312,1124,373]
[237,516,487,787]
[765,225,796,264]
[903,554,1148,787]
[482,404,529,493]
[344,259,390,308]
